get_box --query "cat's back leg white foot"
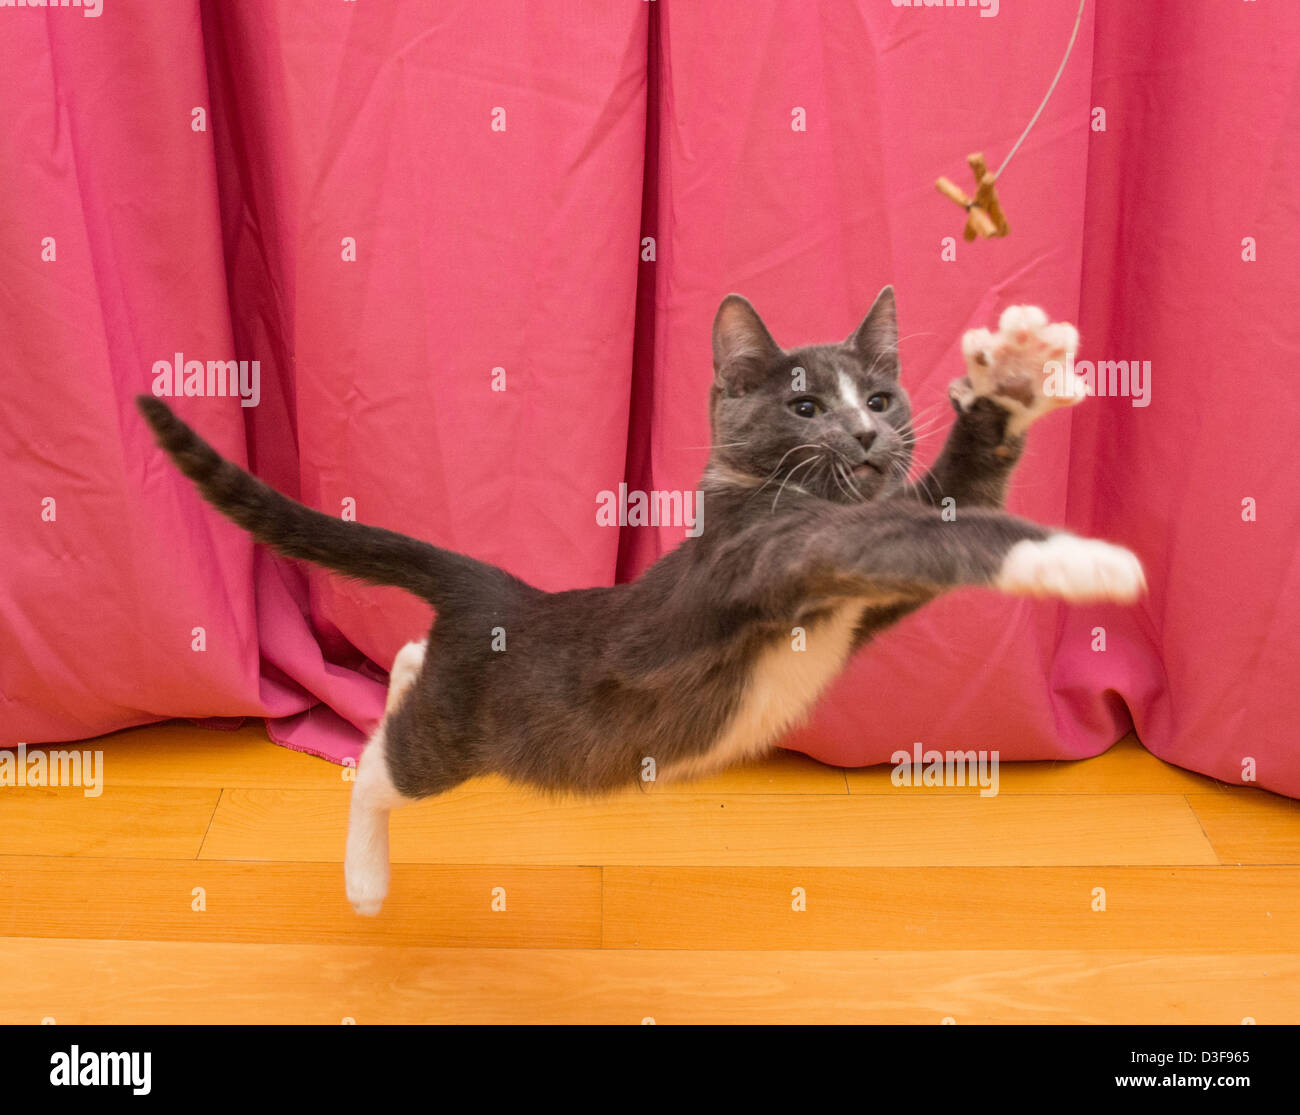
[345,724,412,916]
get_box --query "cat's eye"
[790,398,821,419]
[866,393,891,412]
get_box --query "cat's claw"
[996,535,1146,604]
[953,305,1086,438]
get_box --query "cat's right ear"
[846,285,899,364]
[713,295,782,392]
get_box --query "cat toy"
[935,0,1088,241]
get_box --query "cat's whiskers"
[770,454,821,513]
[901,415,946,443]
[833,459,864,503]
[888,457,915,495]
[906,412,946,435]
[751,443,826,498]
[685,441,751,451]
[904,423,946,444]
[820,453,850,501]
[812,455,840,501]
[818,442,867,504]
[908,401,948,425]
[903,459,942,505]
[889,330,935,349]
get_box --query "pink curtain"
[3,2,1296,797]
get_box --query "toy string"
[993,0,1089,180]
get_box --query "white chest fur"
[662,601,867,782]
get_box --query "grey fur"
[137,288,1059,799]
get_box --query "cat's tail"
[136,396,508,608]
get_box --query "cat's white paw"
[955,306,1086,437]
[344,724,409,916]
[345,853,388,917]
[996,535,1146,603]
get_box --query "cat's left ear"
[846,285,899,377]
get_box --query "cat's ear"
[713,295,782,391]
[846,285,899,377]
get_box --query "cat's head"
[707,287,913,504]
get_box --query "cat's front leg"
[804,503,1144,605]
[907,306,1088,509]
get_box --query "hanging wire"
[993,0,1089,179]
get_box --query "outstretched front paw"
[952,306,1086,438]
[996,535,1146,604]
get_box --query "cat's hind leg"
[345,640,425,916]
[345,723,412,916]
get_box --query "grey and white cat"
[137,289,1144,915]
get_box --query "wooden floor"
[2,722,1298,1024]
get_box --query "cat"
[136,289,1145,915]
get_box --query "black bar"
[2,1023,1290,1101]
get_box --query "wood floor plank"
[602,866,1300,950]
[0,858,600,948]
[843,735,1229,795]
[1187,792,1300,865]
[6,719,1295,1025]
[73,721,346,789]
[81,722,849,794]
[640,749,850,794]
[198,788,1219,866]
[454,751,850,796]
[82,723,1217,798]
[0,787,219,858]
[1,939,1293,1024]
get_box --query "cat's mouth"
[852,461,883,476]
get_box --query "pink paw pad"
[958,306,1086,435]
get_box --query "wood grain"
[198,787,1218,866]
[4,723,1294,1024]
[1188,792,1300,864]
[2,938,1293,1024]
[602,866,1300,950]
[843,734,1230,795]
[0,858,600,948]
[75,721,345,789]
[0,786,218,858]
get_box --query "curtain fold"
[1074,0,1300,795]
[2,0,649,764]
[1,1,1295,797]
